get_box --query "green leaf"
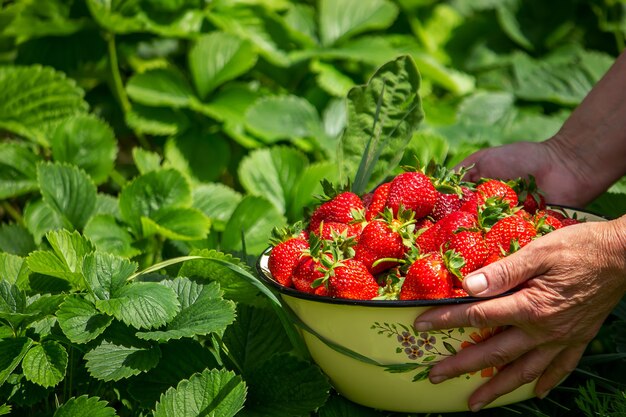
[341,55,424,194]
[22,341,67,388]
[132,147,162,174]
[242,353,330,417]
[496,2,533,50]
[288,162,339,221]
[222,305,291,375]
[221,196,286,256]
[0,253,30,288]
[188,32,258,99]
[84,215,141,258]
[37,162,97,230]
[0,0,88,41]
[84,340,161,382]
[192,184,242,231]
[96,282,180,330]
[136,278,235,342]
[238,146,308,215]
[0,223,36,257]
[0,66,88,145]
[0,404,9,416]
[57,295,113,344]
[0,142,40,199]
[319,0,398,46]
[54,395,118,417]
[0,338,33,386]
[140,207,211,241]
[82,252,137,301]
[126,67,195,108]
[119,169,192,236]
[126,104,190,137]
[245,95,326,144]
[50,115,117,185]
[154,369,246,417]
[402,131,449,167]
[311,60,354,97]
[164,130,231,183]
[317,394,382,417]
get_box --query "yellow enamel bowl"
[256,208,606,413]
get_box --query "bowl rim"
[255,205,606,307]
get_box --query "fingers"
[534,344,586,398]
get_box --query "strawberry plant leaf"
[0,253,30,288]
[141,207,211,241]
[0,277,26,315]
[342,55,424,194]
[37,162,97,231]
[238,146,309,215]
[288,161,340,221]
[126,104,190,137]
[319,0,398,47]
[0,142,40,199]
[82,252,137,301]
[132,148,162,175]
[84,340,161,382]
[50,115,117,185]
[192,184,242,231]
[221,195,286,256]
[222,304,291,375]
[188,32,258,100]
[0,338,33,386]
[0,223,36,256]
[54,395,117,417]
[154,368,247,417]
[126,68,195,108]
[0,404,9,415]
[241,353,330,417]
[84,215,141,258]
[0,66,88,146]
[22,341,67,388]
[95,282,180,330]
[136,279,235,342]
[57,295,113,344]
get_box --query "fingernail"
[430,375,448,384]
[470,401,486,412]
[465,273,488,295]
[537,389,550,399]
[414,321,432,331]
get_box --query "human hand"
[413,216,626,412]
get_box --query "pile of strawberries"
[267,164,582,301]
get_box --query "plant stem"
[1,201,23,225]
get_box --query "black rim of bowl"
[255,206,604,307]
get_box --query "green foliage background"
[0,0,625,416]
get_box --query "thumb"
[463,249,542,297]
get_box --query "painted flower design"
[404,345,424,360]
[460,327,505,377]
[397,331,416,347]
[416,332,437,351]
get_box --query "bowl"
[255,207,606,413]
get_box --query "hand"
[457,139,595,208]
[414,216,626,411]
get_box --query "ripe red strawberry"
[516,176,546,214]
[432,191,463,221]
[400,252,453,300]
[561,217,582,227]
[459,186,480,214]
[534,210,563,234]
[476,179,518,209]
[482,251,503,266]
[434,211,478,249]
[292,255,329,296]
[545,209,567,220]
[309,182,364,231]
[386,171,437,218]
[365,182,391,221]
[268,223,309,287]
[313,221,364,241]
[446,230,489,279]
[354,208,415,274]
[326,259,379,300]
[485,215,537,254]
[451,288,469,298]
[415,222,439,253]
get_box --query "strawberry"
[313,221,364,241]
[365,182,391,221]
[485,215,537,254]
[451,288,469,298]
[476,179,518,209]
[434,210,478,249]
[561,217,582,227]
[534,210,563,235]
[516,176,546,214]
[309,181,364,231]
[292,255,329,296]
[432,192,463,221]
[385,171,437,218]
[325,259,379,300]
[400,252,453,300]
[415,222,439,254]
[545,209,567,221]
[268,223,309,287]
[446,230,489,279]
[459,186,480,215]
[354,208,415,274]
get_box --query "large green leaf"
[37,162,97,230]
[84,215,141,258]
[54,395,118,417]
[241,353,330,417]
[0,142,40,199]
[126,104,190,137]
[119,169,192,236]
[140,207,211,241]
[288,162,339,221]
[95,282,180,330]
[136,279,235,342]
[50,115,117,185]
[192,184,242,231]
[0,338,33,386]
[188,32,257,99]
[0,281,33,329]
[154,369,246,417]
[22,341,67,387]
[84,340,161,382]
[57,295,113,344]
[82,252,137,301]
[221,196,286,256]
[319,0,398,46]
[238,146,308,214]
[126,68,195,108]
[0,66,88,145]
[22,200,64,246]
[0,223,36,257]
[340,55,424,194]
[0,253,30,288]
[164,130,231,183]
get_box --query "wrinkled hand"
[414,217,626,412]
